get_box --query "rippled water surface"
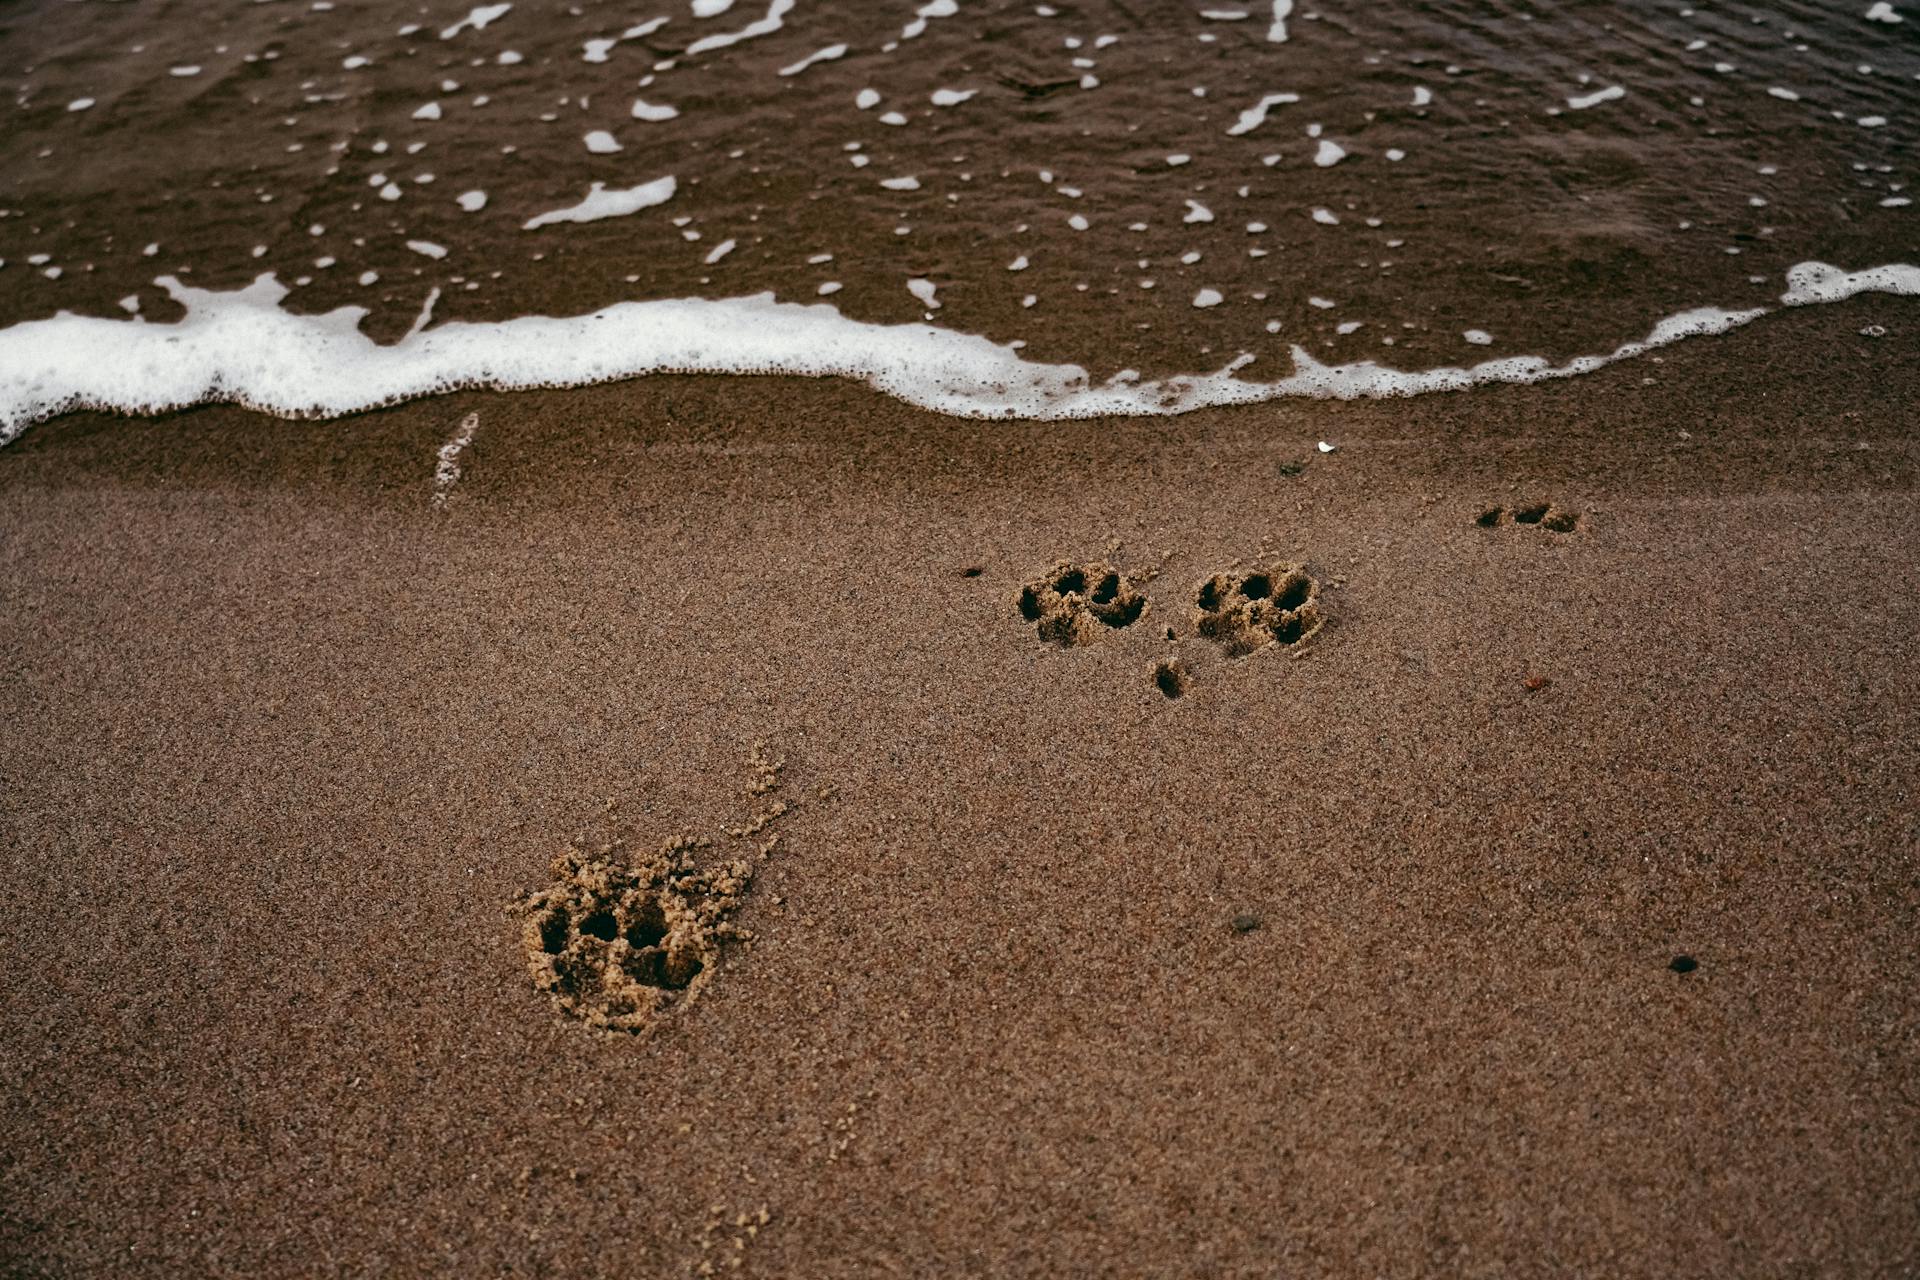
[1,0,1913,392]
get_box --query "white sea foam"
[900,0,958,40]
[583,18,669,62]
[1267,0,1294,41]
[779,44,846,76]
[432,411,480,506]
[1227,92,1300,136]
[522,177,676,229]
[0,263,1910,445]
[1778,260,1920,305]
[1567,85,1625,109]
[441,3,511,39]
[685,0,793,56]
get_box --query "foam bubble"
[900,0,958,40]
[1567,85,1625,109]
[522,176,677,229]
[441,4,512,39]
[685,0,793,56]
[1227,92,1300,136]
[1267,0,1294,41]
[779,44,846,76]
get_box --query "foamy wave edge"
[0,261,1913,446]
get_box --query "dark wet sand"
[2,299,1918,1277]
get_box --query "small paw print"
[1193,564,1324,658]
[1017,561,1147,648]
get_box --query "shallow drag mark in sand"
[1475,501,1581,532]
[513,744,791,1033]
[1192,564,1325,658]
[431,411,480,508]
[1016,560,1147,647]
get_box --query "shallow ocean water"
[0,0,1913,430]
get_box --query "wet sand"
[3,299,1918,1276]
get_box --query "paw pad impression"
[1017,561,1146,648]
[516,838,752,1033]
[1476,502,1579,532]
[1193,564,1324,658]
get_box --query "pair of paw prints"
[1477,502,1579,533]
[1016,559,1326,699]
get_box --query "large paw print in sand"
[1477,502,1579,532]
[517,838,751,1033]
[1193,564,1325,658]
[515,745,790,1033]
[1017,560,1146,647]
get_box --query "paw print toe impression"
[1193,564,1325,658]
[1477,502,1579,533]
[1018,561,1146,648]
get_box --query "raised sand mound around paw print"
[1193,564,1325,658]
[515,746,790,1033]
[1477,502,1579,532]
[1017,560,1146,647]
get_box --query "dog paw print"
[514,746,792,1033]
[1017,560,1146,648]
[1192,564,1325,658]
[516,837,751,1033]
[1476,502,1579,533]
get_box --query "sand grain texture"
[2,305,1918,1276]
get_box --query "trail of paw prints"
[513,744,793,1033]
[1016,560,1147,647]
[1476,501,1579,533]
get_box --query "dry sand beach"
[3,299,1918,1275]
[4,0,1920,1273]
